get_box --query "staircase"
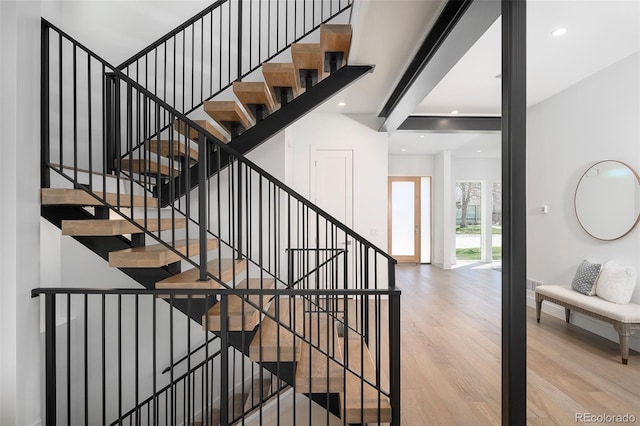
[37,2,400,425]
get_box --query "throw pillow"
[596,261,637,304]
[571,260,602,296]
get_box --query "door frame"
[388,176,421,263]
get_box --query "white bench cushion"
[536,285,640,323]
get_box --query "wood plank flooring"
[394,264,640,425]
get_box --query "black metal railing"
[33,287,401,425]
[117,0,353,116]
[40,10,399,425]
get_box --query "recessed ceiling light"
[451,110,459,115]
[419,135,425,139]
[338,101,347,107]
[401,149,407,152]
[551,27,567,37]
[477,149,482,153]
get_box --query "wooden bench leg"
[613,322,630,365]
[535,295,543,323]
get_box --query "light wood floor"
[395,263,640,425]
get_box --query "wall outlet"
[527,279,543,290]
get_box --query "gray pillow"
[571,260,602,295]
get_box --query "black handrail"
[162,335,219,374]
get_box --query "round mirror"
[575,160,640,241]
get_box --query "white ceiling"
[389,0,640,158]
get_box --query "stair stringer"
[158,65,374,204]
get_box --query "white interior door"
[310,149,354,288]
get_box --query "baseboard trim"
[526,289,640,352]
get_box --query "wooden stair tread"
[320,24,352,64]
[203,101,253,130]
[341,339,392,424]
[291,43,324,79]
[156,258,247,290]
[203,278,276,331]
[145,140,198,162]
[295,314,344,393]
[61,218,185,236]
[261,63,302,102]
[232,81,278,117]
[249,298,304,362]
[108,238,218,268]
[175,119,229,144]
[41,188,158,208]
[120,159,179,177]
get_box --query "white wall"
[432,151,454,269]
[388,154,434,176]
[287,112,388,250]
[285,112,390,287]
[527,52,640,346]
[0,2,43,424]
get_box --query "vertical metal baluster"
[72,46,78,185]
[135,294,140,424]
[201,18,204,103]
[84,294,89,425]
[41,23,51,188]
[198,132,207,279]
[191,23,195,109]
[118,294,123,424]
[66,293,71,426]
[390,289,401,426]
[238,0,243,78]
[45,293,57,425]
[152,295,157,425]
[169,297,175,425]
[59,33,63,175]
[187,296,192,424]
[101,295,106,425]
[87,55,93,186]
[220,294,229,426]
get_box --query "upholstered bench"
[535,285,640,364]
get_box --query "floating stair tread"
[145,140,198,162]
[232,81,277,114]
[203,101,253,130]
[175,119,229,144]
[320,24,352,60]
[41,188,158,208]
[61,218,186,236]
[341,339,392,424]
[156,258,247,290]
[108,238,218,268]
[203,278,276,331]
[249,298,304,362]
[291,43,324,76]
[120,159,179,177]
[295,314,344,393]
[261,63,302,101]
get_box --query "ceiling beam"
[378,0,500,133]
[398,115,500,132]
